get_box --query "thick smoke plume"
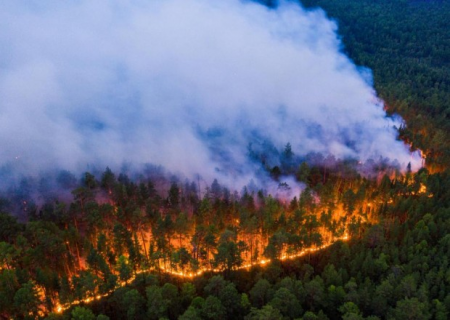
[0,0,420,190]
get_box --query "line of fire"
[0,156,431,318]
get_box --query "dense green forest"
[301,0,450,171]
[1,0,450,319]
[0,157,431,319]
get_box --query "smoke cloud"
[0,0,420,189]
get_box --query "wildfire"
[44,177,381,316]
[418,183,428,195]
[52,234,350,314]
[54,292,110,314]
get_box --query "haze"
[0,0,421,189]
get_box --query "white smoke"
[0,0,421,189]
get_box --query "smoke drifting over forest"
[0,0,420,189]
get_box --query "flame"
[48,193,379,315]
[52,233,351,314]
[418,183,427,194]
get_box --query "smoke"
[0,0,420,190]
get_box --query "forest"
[0,150,432,319]
[1,0,450,319]
[301,0,450,172]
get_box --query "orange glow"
[52,233,351,314]
[48,182,391,316]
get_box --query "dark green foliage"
[71,306,96,320]
[246,305,283,320]
[301,0,450,171]
[18,166,449,320]
[269,287,302,318]
[201,295,226,320]
[146,285,168,320]
[123,289,146,320]
[2,2,450,317]
[249,279,272,308]
[0,213,23,242]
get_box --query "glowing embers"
[52,234,350,314]
[154,233,349,277]
[417,183,432,197]
[54,287,125,313]
[55,305,63,313]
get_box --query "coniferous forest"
[1,0,450,319]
